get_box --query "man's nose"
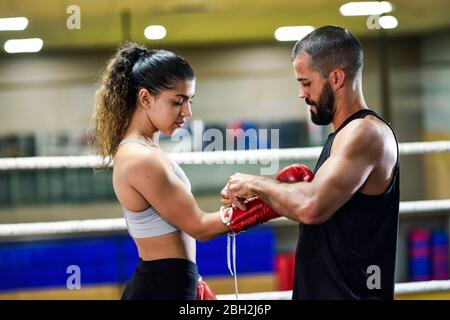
[298,86,307,99]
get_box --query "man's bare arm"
[244,121,381,224]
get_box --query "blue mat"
[0,227,275,291]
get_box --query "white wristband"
[220,206,233,226]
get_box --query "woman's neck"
[124,110,160,146]
[124,131,159,146]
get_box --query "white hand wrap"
[220,206,233,226]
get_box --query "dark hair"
[92,42,195,167]
[291,25,363,81]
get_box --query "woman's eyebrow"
[175,93,195,99]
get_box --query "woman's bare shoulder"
[114,144,171,179]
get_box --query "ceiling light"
[274,26,315,42]
[339,1,393,16]
[379,15,398,29]
[0,17,28,31]
[144,25,167,40]
[4,38,43,53]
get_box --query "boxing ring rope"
[1,198,450,237]
[216,280,450,300]
[0,139,449,298]
[0,140,449,170]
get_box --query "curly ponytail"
[91,42,147,168]
[91,42,195,169]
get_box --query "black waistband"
[137,258,198,274]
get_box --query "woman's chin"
[160,124,184,137]
[162,128,176,137]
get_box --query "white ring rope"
[395,280,450,294]
[215,280,450,300]
[0,199,449,237]
[0,140,449,170]
[399,199,450,215]
[0,218,126,237]
[267,199,450,227]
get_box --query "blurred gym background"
[0,0,449,299]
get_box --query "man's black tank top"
[292,109,400,300]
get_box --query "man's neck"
[331,85,368,131]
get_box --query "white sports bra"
[118,138,192,238]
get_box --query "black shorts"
[121,258,198,300]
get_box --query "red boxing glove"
[275,164,314,183]
[221,164,314,234]
[221,197,278,234]
[196,279,217,300]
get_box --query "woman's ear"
[137,88,155,110]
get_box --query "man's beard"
[305,81,335,125]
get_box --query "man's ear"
[329,69,346,90]
[137,88,155,110]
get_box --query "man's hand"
[221,164,314,234]
[226,173,263,210]
[220,182,232,206]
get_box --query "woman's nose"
[182,103,192,118]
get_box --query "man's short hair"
[291,25,363,81]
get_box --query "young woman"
[91,42,230,300]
